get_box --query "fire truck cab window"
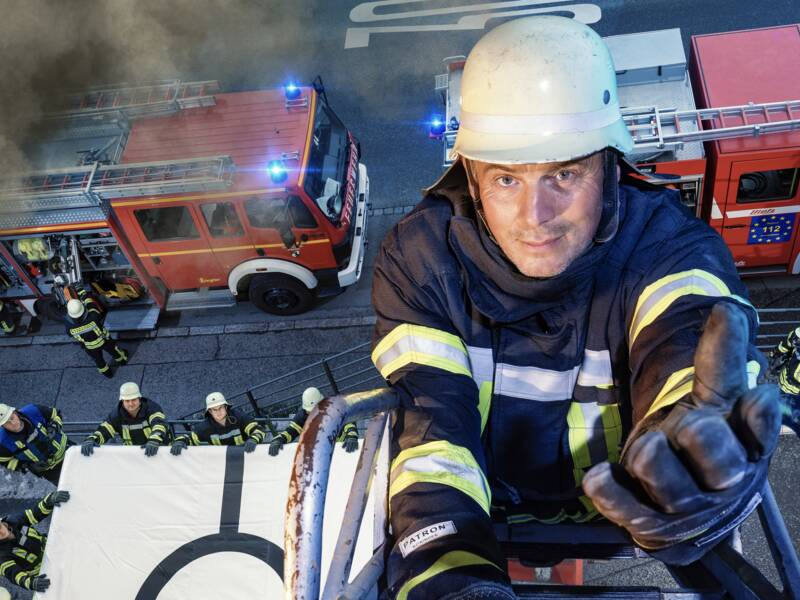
[245,196,289,229]
[736,168,800,204]
[304,101,349,225]
[288,196,318,229]
[134,206,200,242]
[200,202,244,238]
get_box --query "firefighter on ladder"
[81,382,170,457]
[0,403,71,485]
[768,326,800,435]
[268,387,359,456]
[0,490,70,593]
[170,392,265,454]
[369,17,781,599]
[65,292,127,378]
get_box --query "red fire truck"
[0,79,369,330]
[432,24,800,276]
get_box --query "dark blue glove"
[30,574,51,592]
[268,438,284,456]
[244,438,258,453]
[584,303,781,564]
[343,437,359,453]
[143,440,160,457]
[170,440,187,456]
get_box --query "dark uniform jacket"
[0,405,67,474]
[0,494,55,590]
[89,398,169,446]
[370,163,762,596]
[178,408,265,446]
[276,409,358,444]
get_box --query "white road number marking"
[345,0,602,49]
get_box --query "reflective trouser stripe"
[390,440,491,515]
[372,324,471,379]
[629,269,756,348]
[396,550,503,600]
[781,367,800,395]
[567,402,622,485]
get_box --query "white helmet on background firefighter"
[0,403,14,427]
[0,586,11,600]
[302,387,324,412]
[119,382,141,401]
[205,392,228,411]
[66,298,85,319]
[451,16,633,165]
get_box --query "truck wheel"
[249,274,314,316]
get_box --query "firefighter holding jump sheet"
[369,16,782,599]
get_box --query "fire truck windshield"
[304,101,350,225]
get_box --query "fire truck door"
[720,158,800,269]
[121,203,230,292]
[196,201,256,274]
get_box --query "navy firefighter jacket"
[370,161,763,527]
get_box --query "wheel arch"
[228,259,318,296]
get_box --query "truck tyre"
[249,274,314,316]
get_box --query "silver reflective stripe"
[374,334,470,375]
[392,454,490,504]
[496,362,579,401]
[467,346,494,386]
[576,349,613,388]
[214,429,242,441]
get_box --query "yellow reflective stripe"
[629,270,755,347]
[99,422,116,442]
[288,422,303,435]
[567,401,622,488]
[234,435,244,445]
[280,431,292,442]
[600,403,622,464]
[644,366,695,419]
[244,422,256,435]
[149,412,166,423]
[390,440,491,515]
[478,382,492,435]
[372,324,471,380]
[397,550,502,600]
[25,509,36,524]
[0,559,15,575]
[567,403,592,474]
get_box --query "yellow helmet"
[452,16,633,164]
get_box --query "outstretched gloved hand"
[47,490,70,508]
[583,303,781,564]
[268,438,284,456]
[343,437,359,453]
[170,440,188,456]
[81,438,98,457]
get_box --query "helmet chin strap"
[593,148,621,244]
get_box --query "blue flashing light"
[267,160,288,183]
[429,114,446,138]
[284,82,301,100]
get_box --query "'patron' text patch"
[398,520,457,557]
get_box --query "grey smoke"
[0,0,313,176]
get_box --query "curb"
[0,315,377,347]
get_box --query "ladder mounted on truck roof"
[625,99,800,151]
[48,80,221,119]
[0,156,234,231]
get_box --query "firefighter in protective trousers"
[369,17,781,599]
[0,490,69,593]
[768,326,800,435]
[170,392,265,454]
[0,403,71,484]
[268,387,359,456]
[65,291,127,378]
[81,382,170,457]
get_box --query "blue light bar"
[267,160,288,183]
[284,82,301,100]
[429,114,446,138]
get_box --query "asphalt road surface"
[3,2,800,598]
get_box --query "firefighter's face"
[123,398,141,417]
[2,411,23,433]
[0,521,11,541]
[468,152,607,278]
[209,404,228,425]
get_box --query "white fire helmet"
[0,587,11,600]
[205,392,229,411]
[119,382,142,401]
[67,298,85,319]
[302,387,324,412]
[0,404,15,427]
[451,16,634,165]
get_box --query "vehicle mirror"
[300,234,309,243]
